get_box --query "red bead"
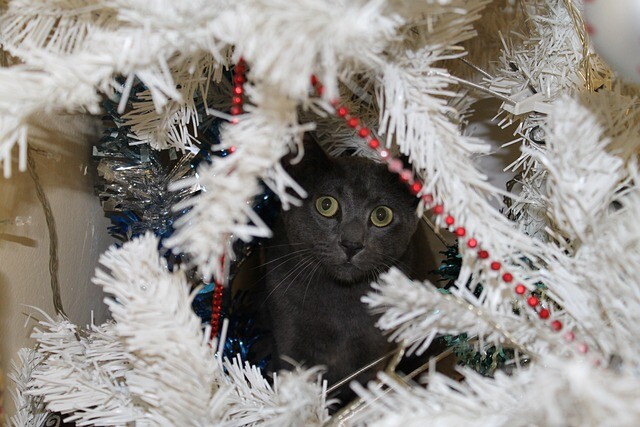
[379,149,390,159]
[235,61,246,74]
[233,86,244,95]
[467,238,477,248]
[515,284,526,295]
[337,106,348,117]
[232,96,243,105]
[311,75,318,86]
[388,159,403,173]
[368,139,380,149]
[231,118,239,124]
[422,194,434,204]
[478,250,489,259]
[502,272,513,282]
[229,146,236,153]
[455,227,466,237]
[565,331,575,342]
[445,215,454,226]
[399,170,412,183]
[539,308,550,319]
[410,181,422,195]
[579,343,589,354]
[527,296,539,307]
[433,205,444,215]
[347,117,359,128]
[358,127,370,138]
[490,261,501,271]
[230,106,242,115]
[551,320,562,331]
[233,75,246,84]
[316,85,324,96]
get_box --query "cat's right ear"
[283,132,330,179]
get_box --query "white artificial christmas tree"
[2,0,640,425]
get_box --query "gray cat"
[262,137,424,404]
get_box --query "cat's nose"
[340,241,364,260]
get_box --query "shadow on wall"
[1,113,104,222]
[27,113,105,190]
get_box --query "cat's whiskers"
[368,267,383,284]
[252,250,314,289]
[262,255,316,303]
[255,247,312,269]
[301,260,322,309]
[372,250,413,275]
[283,257,320,297]
[259,242,307,249]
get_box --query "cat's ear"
[284,132,331,179]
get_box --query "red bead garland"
[305,75,594,360]
[231,58,247,119]
[209,58,252,341]
[210,281,225,339]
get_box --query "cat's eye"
[370,206,393,227]
[316,196,339,217]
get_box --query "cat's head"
[282,137,420,284]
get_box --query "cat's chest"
[270,275,383,345]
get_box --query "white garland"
[363,268,547,358]
[7,349,47,427]
[3,0,640,425]
[10,234,329,426]
[531,95,625,243]
[351,358,640,427]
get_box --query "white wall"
[0,114,114,417]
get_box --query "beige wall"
[0,114,113,417]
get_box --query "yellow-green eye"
[316,196,339,217]
[370,206,393,227]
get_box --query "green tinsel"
[442,333,515,377]
[434,243,514,377]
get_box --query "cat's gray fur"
[263,138,423,403]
